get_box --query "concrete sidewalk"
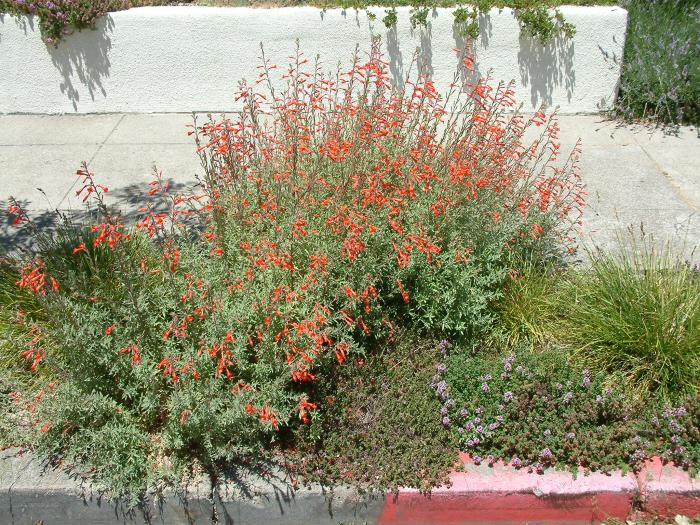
[1,114,699,255]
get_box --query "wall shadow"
[517,33,575,109]
[47,16,114,111]
[386,25,404,90]
[451,28,483,91]
[416,20,433,77]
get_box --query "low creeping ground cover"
[1,40,587,502]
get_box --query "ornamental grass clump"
[4,41,584,502]
[554,233,700,401]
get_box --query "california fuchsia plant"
[5,40,584,502]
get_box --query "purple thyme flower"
[435,380,448,400]
[445,398,456,408]
[481,382,490,393]
[436,364,447,375]
[511,456,522,468]
[457,427,465,434]
[540,447,553,459]
[582,369,591,388]
[476,425,484,434]
[442,416,450,426]
[475,407,483,415]
[503,391,513,402]
[563,392,573,404]
[473,417,481,425]
[630,449,646,463]
[466,439,474,447]
[488,422,499,431]
[473,456,482,465]
[543,429,551,437]
[438,340,451,355]
[503,353,515,373]
[566,432,576,440]
[465,421,475,431]
[440,406,449,416]
[459,408,469,417]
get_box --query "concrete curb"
[0,5,627,114]
[1,448,698,524]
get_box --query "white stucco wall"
[0,5,627,114]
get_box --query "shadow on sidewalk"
[0,180,194,255]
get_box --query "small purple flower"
[473,417,481,425]
[442,416,451,426]
[671,435,681,444]
[503,353,515,373]
[566,432,576,440]
[582,369,591,388]
[511,456,522,468]
[457,427,465,434]
[488,422,499,431]
[540,447,553,459]
[476,425,484,434]
[435,380,449,400]
[472,437,480,445]
[466,439,474,447]
[496,415,504,422]
[596,395,604,404]
[543,429,551,437]
[436,364,447,375]
[473,456,482,465]
[675,407,687,417]
[475,407,483,415]
[459,408,469,417]
[438,340,451,355]
[465,421,475,431]
[486,455,495,465]
[563,392,573,404]
[440,406,449,416]
[503,391,513,402]
[481,382,490,393]
[630,449,646,463]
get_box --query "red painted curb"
[637,457,700,521]
[377,454,700,525]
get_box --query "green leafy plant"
[515,5,575,44]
